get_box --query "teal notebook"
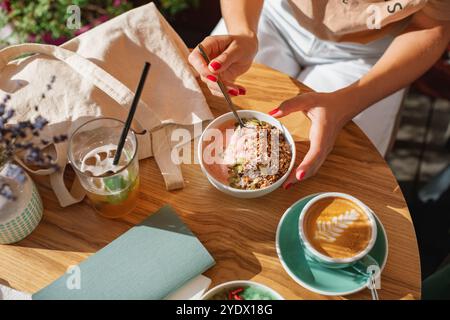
[33,205,215,300]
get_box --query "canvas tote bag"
[0,3,213,207]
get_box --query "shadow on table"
[180,203,265,284]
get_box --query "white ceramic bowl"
[198,110,296,198]
[201,280,284,300]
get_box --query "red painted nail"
[297,170,306,181]
[238,88,246,95]
[284,183,293,190]
[268,108,280,116]
[228,89,239,96]
[210,61,221,71]
[206,75,217,82]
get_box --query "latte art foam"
[304,197,372,259]
[314,209,360,243]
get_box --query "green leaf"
[2,0,133,45]
[160,0,200,16]
[104,175,126,192]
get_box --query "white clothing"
[212,0,406,156]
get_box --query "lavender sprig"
[0,183,15,201]
[0,76,67,201]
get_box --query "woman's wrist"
[229,31,259,58]
[221,0,263,42]
[334,83,372,124]
[229,28,258,46]
[228,26,256,38]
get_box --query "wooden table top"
[0,63,421,300]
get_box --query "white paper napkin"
[0,284,32,300]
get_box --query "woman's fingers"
[268,93,318,118]
[201,76,246,97]
[272,91,348,190]
[207,40,241,74]
[189,33,257,98]
[267,92,330,189]
[188,35,236,78]
[282,116,332,189]
[298,115,331,177]
[188,47,212,79]
[198,35,242,74]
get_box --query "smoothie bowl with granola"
[198,110,296,198]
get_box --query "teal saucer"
[275,194,388,296]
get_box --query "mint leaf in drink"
[103,175,138,205]
[104,175,129,204]
[104,175,126,192]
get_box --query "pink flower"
[1,0,11,13]
[42,32,68,46]
[96,15,109,24]
[73,15,109,37]
[28,34,37,43]
[74,24,92,36]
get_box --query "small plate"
[275,194,388,296]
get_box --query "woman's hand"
[269,91,355,189]
[188,34,258,97]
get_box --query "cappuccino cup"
[298,193,377,268]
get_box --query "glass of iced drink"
[68,118,139,219]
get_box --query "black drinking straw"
[113,61,151,166]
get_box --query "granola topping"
[223,118,292,190]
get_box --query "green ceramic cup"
[298,192,378,269]
[0,171,43,245]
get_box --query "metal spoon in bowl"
[197,44,247,128]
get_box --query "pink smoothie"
[202,120,235,185]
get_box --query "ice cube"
[84,156,97,166]
[98,151,108,161]
[108,149,116,158]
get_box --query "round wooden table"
[0,63,421,300]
